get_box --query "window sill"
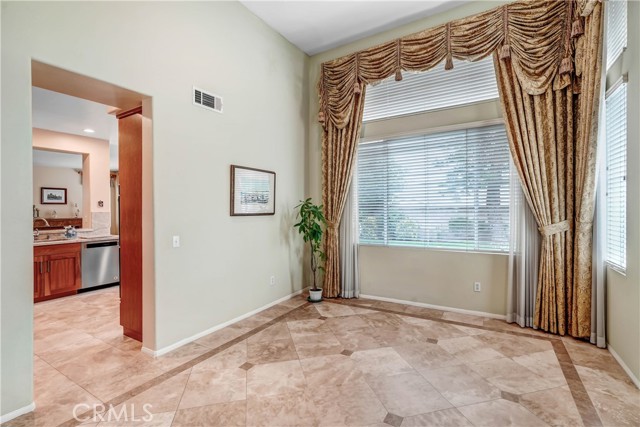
[606,262,627,277]
[357,243,508,257]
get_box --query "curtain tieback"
[539,220,570,236]
[326,220,339,230]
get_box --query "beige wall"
[1,1,307,417]
[32,129,111,229]
[32,164,83,219]
[606,1,640,382]
[360,246,508,315]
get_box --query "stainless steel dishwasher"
[81,240,120,289]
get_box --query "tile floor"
[5,287,640,427]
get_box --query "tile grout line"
[56,301,311,427]
[328,298,604,427]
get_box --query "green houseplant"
[294,198,326,302]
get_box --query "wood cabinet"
[33,243,81,302]
[117,106,143,342]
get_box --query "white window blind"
[606,0,627,70]
[605,82,627,271]
[357,124,511,252]
[363,57,499,122]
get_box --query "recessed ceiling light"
[83,128,95,133]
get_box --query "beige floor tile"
[248,322,292,343]
[247,338,298,364]
[520,386,584,426]
[374,324,431,346]
[333,327,384,351]
[442,312,487,326]
[394,341,463,372]
[299,354,364,388]
[324,314,371,332]
[96,410,175,426]
[315,302,357,317]
[437,336,504,363]
[475,332,553,358]
[246,391,317,427]
[315,381,388,426]
[457,399,548,427]
[151,341,209,372]
[116,369,191,416]
[247,359,307,397]
[193,341,247,372]
[292,332,344,358]
[172,400,246,427]
[576,365,640,427]
[401,317,468,340]
[286,318,333,337]
[360,312,405,330]
[367,372,452,417]
[401,408,473,426]
[469,357,564,394]
[178,367,246,409]
[421,364,501,406]
[512,350,567,385]
[351,347,414,377]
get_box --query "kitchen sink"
[34,234,69,242]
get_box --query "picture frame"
[41,187,67,205]
[230,165,276,216]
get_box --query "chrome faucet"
[33,217,50,227]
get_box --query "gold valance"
[318,0,597,130]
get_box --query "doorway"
[30,60,154,348]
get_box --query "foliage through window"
[357,124,511,252]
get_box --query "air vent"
[193,86,223,113]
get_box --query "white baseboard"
[358,293,506,320]
[0,402,35,423]
[142,287,307,357]
[608,344,640,389]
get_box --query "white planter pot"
[309,289,323,302]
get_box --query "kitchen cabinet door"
[33,256,46,299]
[46,250,81,296]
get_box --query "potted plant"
[294,198,326,302]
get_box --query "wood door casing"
[117,107,143,342]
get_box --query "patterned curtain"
[317,0,603,339]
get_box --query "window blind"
[606,0,627,70]
[363,57,499,122]
[357,124,510,252]
[605,83,627,271]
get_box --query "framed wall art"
[230,165,276,216]
[41,187,67,205]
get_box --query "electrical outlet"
[172,235,180,248]
[269,275,276,286]
[474,282,481,292]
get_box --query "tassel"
[354,81,361,95]
[317,111,325,125]
[559,56,574,74]
[444,55,454,70]
[395,69,403,81]
[571,18,584,38]
[499,44,511,60]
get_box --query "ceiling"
[240,1,465,55]
[32,87,119,170]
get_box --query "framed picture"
[230,165,276,216]
[41,187,67,205]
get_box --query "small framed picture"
[41,187,67,205]
[230,165,276,216]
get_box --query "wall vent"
[193,86,223,113]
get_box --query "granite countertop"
[33,234,119,247]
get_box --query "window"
[363,58,499,122]
[357,124,511,252]
[605,82,627,271]
[606,0,627,70]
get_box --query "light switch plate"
[172,235,180,248]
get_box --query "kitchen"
[32,88,121,304]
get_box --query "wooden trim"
[123,327,142,341]
[116,106,142,119]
